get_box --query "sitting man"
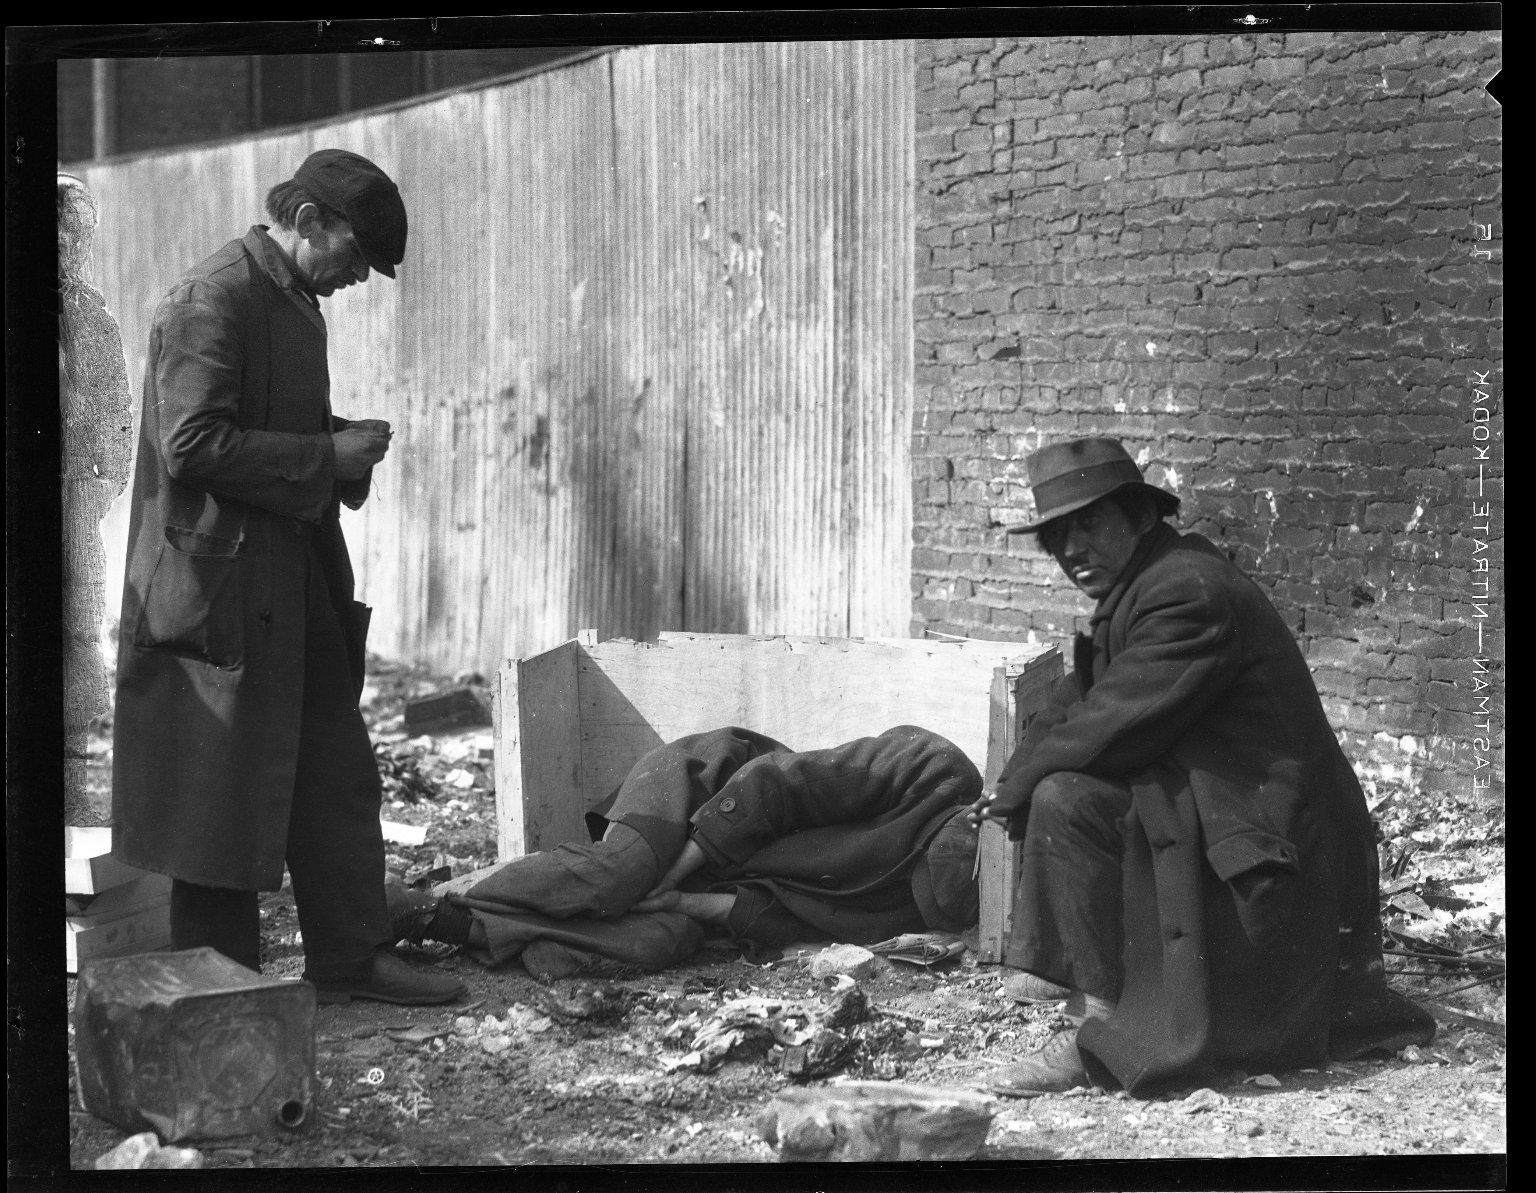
[389,725,983,979]
[976,437,1433,1098]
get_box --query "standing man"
[111,149,465,1005]
[975,437,1431,1097]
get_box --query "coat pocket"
[1206,831,1301,954]
[132,526,246,668]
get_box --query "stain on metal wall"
[78,42,915,675]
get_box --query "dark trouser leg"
[1004,771,1132,1002]
[725,887,819,948]
[289,552,391,986]
[170,880,261,972]
[462,822,661,920]
[456,905,707,970]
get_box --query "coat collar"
[1089,520,1181,627]
[243,225,326,327]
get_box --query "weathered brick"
[914,32,1501,799]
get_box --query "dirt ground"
[66,661,1506,1183]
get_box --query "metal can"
[73,947,316,1142]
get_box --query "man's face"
[1041,496,1149,600]
[294,214,371,297]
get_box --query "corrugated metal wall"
[80,42,915,675]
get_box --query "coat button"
[718,796,737,813]
[819,875,838,888]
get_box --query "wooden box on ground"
[493,631,1064,963]
[66,827,172,975]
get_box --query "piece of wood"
[506,638,585,855]
[975,822,1015,965]
[977,653,1066,964]
[66,827,156,896]
[1421,1001,1506,1040]
[67,825,113,857]
[380,819,428,846]
[67,872,171,921]
[66,902,172,974]
[493,631,1062,966]
[403,688,488,736]
[561,634,1053,828]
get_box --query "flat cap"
[293,148,407,278]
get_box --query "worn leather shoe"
[312,949,467,1006]
[384,877,442,944]
[1003,970,1072,1004]
[988,1029,1090,1097]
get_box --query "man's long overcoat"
[112,227,371,891]
[686,725,983,942]
[992,522,1390,1094]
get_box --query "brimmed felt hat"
[910,809,980,932]
[293,149,407,278]
[1006,436,1180,534]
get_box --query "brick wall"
[912,31,1502,804]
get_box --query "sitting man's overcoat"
[992,521,1394,1094]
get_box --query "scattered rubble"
[403,687,490,737]
[95,1132,204,1170]
[67,655,1505,1169]
[807,944,880,981]
[757,1082,998,1162]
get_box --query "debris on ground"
[868,932,968,967]
[806,944,880,981]
[95,1132,204,1170]
[659,981,874,1079]
[1177,1087,1226,1115]
[67,654,1505,1168]
[404,687,491,737]
[758,1081,998,1162]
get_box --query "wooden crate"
[66,826,155,896]
[66,827,174,973]
[492,631,1064,963]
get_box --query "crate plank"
[66,903,172,974]
[67,872,171,922]
[503,638,586,856]
[580,634,1041,779]
[496,632,1061,958]
[66,826,159,896]
[975,653,1066,963]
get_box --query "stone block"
[808,944,882,981]
[758,1082,998,1161]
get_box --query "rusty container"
[73,947,316,1143]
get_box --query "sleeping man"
[388,725,983,980]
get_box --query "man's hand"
[631,888,736,925]
[643,838,707,901]
[964,785,1007,829]
[333,422,392,481]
